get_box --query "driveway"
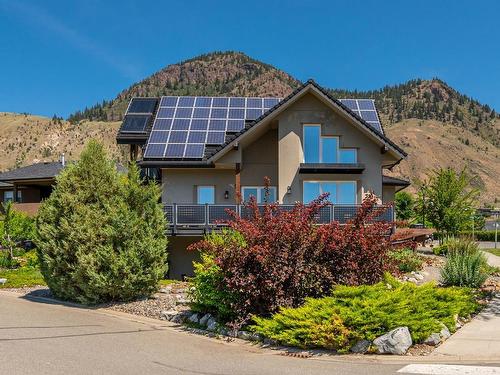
[1,292,500,375]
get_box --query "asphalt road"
[0,292,498,375]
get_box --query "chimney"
[61,153,65,167]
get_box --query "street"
[0,292,499,375]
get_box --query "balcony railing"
[163,204,394,235]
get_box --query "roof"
[128,79,407,167]
[0,181,13,189]
[0,162,64,182]
[382,175,411,186]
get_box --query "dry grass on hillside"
[0,112,127,171]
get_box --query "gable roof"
[208,80,407,163]
[0,162,64,182]
[136,80,406,167]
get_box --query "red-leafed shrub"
[189,191,394,325]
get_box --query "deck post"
[235,163,241,204]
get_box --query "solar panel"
[338,99,383,133]
[120,114,151,133]
[144,95,282,160]
[127,98,158,114]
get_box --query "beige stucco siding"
[240,129,278,187]
[277,93,383,203]
[161,169,236,204]
[382,185,396,204]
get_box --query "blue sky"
[1,0,499,118]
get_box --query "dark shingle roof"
[0,162,64,182]
[382,175,411,186]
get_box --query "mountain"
[2,51,499,204]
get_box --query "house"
[116,79,409,279]
[0,159,66,216]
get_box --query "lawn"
[485,248,500,257]
[0,266,46,288]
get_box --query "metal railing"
[163,204,394,234]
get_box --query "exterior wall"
[18,187,41,203]
[277,93,383,204]
[167,236,201,280]
[240,129,278,187]
[382,185,396,204]
[162,169,236,204]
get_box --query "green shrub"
[252,275,479,352]
[388,247,423,272]
[0,251,20,269]
[36,141,168,304]
[439,238,489,288]
[189,231,243,321]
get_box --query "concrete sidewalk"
[432,251,500,360]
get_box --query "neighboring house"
[0,160,66,216]
[117,79,410,279]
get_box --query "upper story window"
[303,125,357,164]
[197,186,215,204]
[242,186,276,203]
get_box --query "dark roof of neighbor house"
[0,162,64,182]
[133,79,407,167]
[0,162,127,183]
[0,181,13,189]
[382,175,411,186]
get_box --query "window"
[197,186,215,204]
[303,181,357,204]
[4,191,13,202]
[242,186,276,203]
[303,125,357,163]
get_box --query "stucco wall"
[240,129,278,188]
[162,169,236,204]
[382,185,396,204]
[277,93,383,204]
[167,236,201,279]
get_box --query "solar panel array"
[120,98,158,134]
[338,99,383,133]
[144,96,281,159]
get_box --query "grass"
[485,248,500,257]
[158,279,180,286]
[0,266,46,288]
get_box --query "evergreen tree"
[36,141,168,303]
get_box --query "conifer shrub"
[189,191,395,324]
[252,275,479,352]
[36,141,168,303]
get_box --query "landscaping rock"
[171,310,191,324]
[0,278,6,285]
[188,313,200,324]
[423,333,441,346]
[237,330,253,340]
[440,325,451,340]
[206,317,218,331]
[175,295,190,305]
[351,339,371,354]
[414,273,424,281]
[373,327,412,355]
[407,277,418,283]
[199,313,212,327]
[159,286,172,294]
[160,309,179,321]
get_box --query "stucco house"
[117,80,409,279]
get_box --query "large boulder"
[350,339,371,354]
[373,327,412,355]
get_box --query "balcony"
[163,204,394,235]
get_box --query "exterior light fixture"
[286,186,292,195]
[224,190,229,200]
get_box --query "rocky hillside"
[69,51,299,123]
[2,51,499,204]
